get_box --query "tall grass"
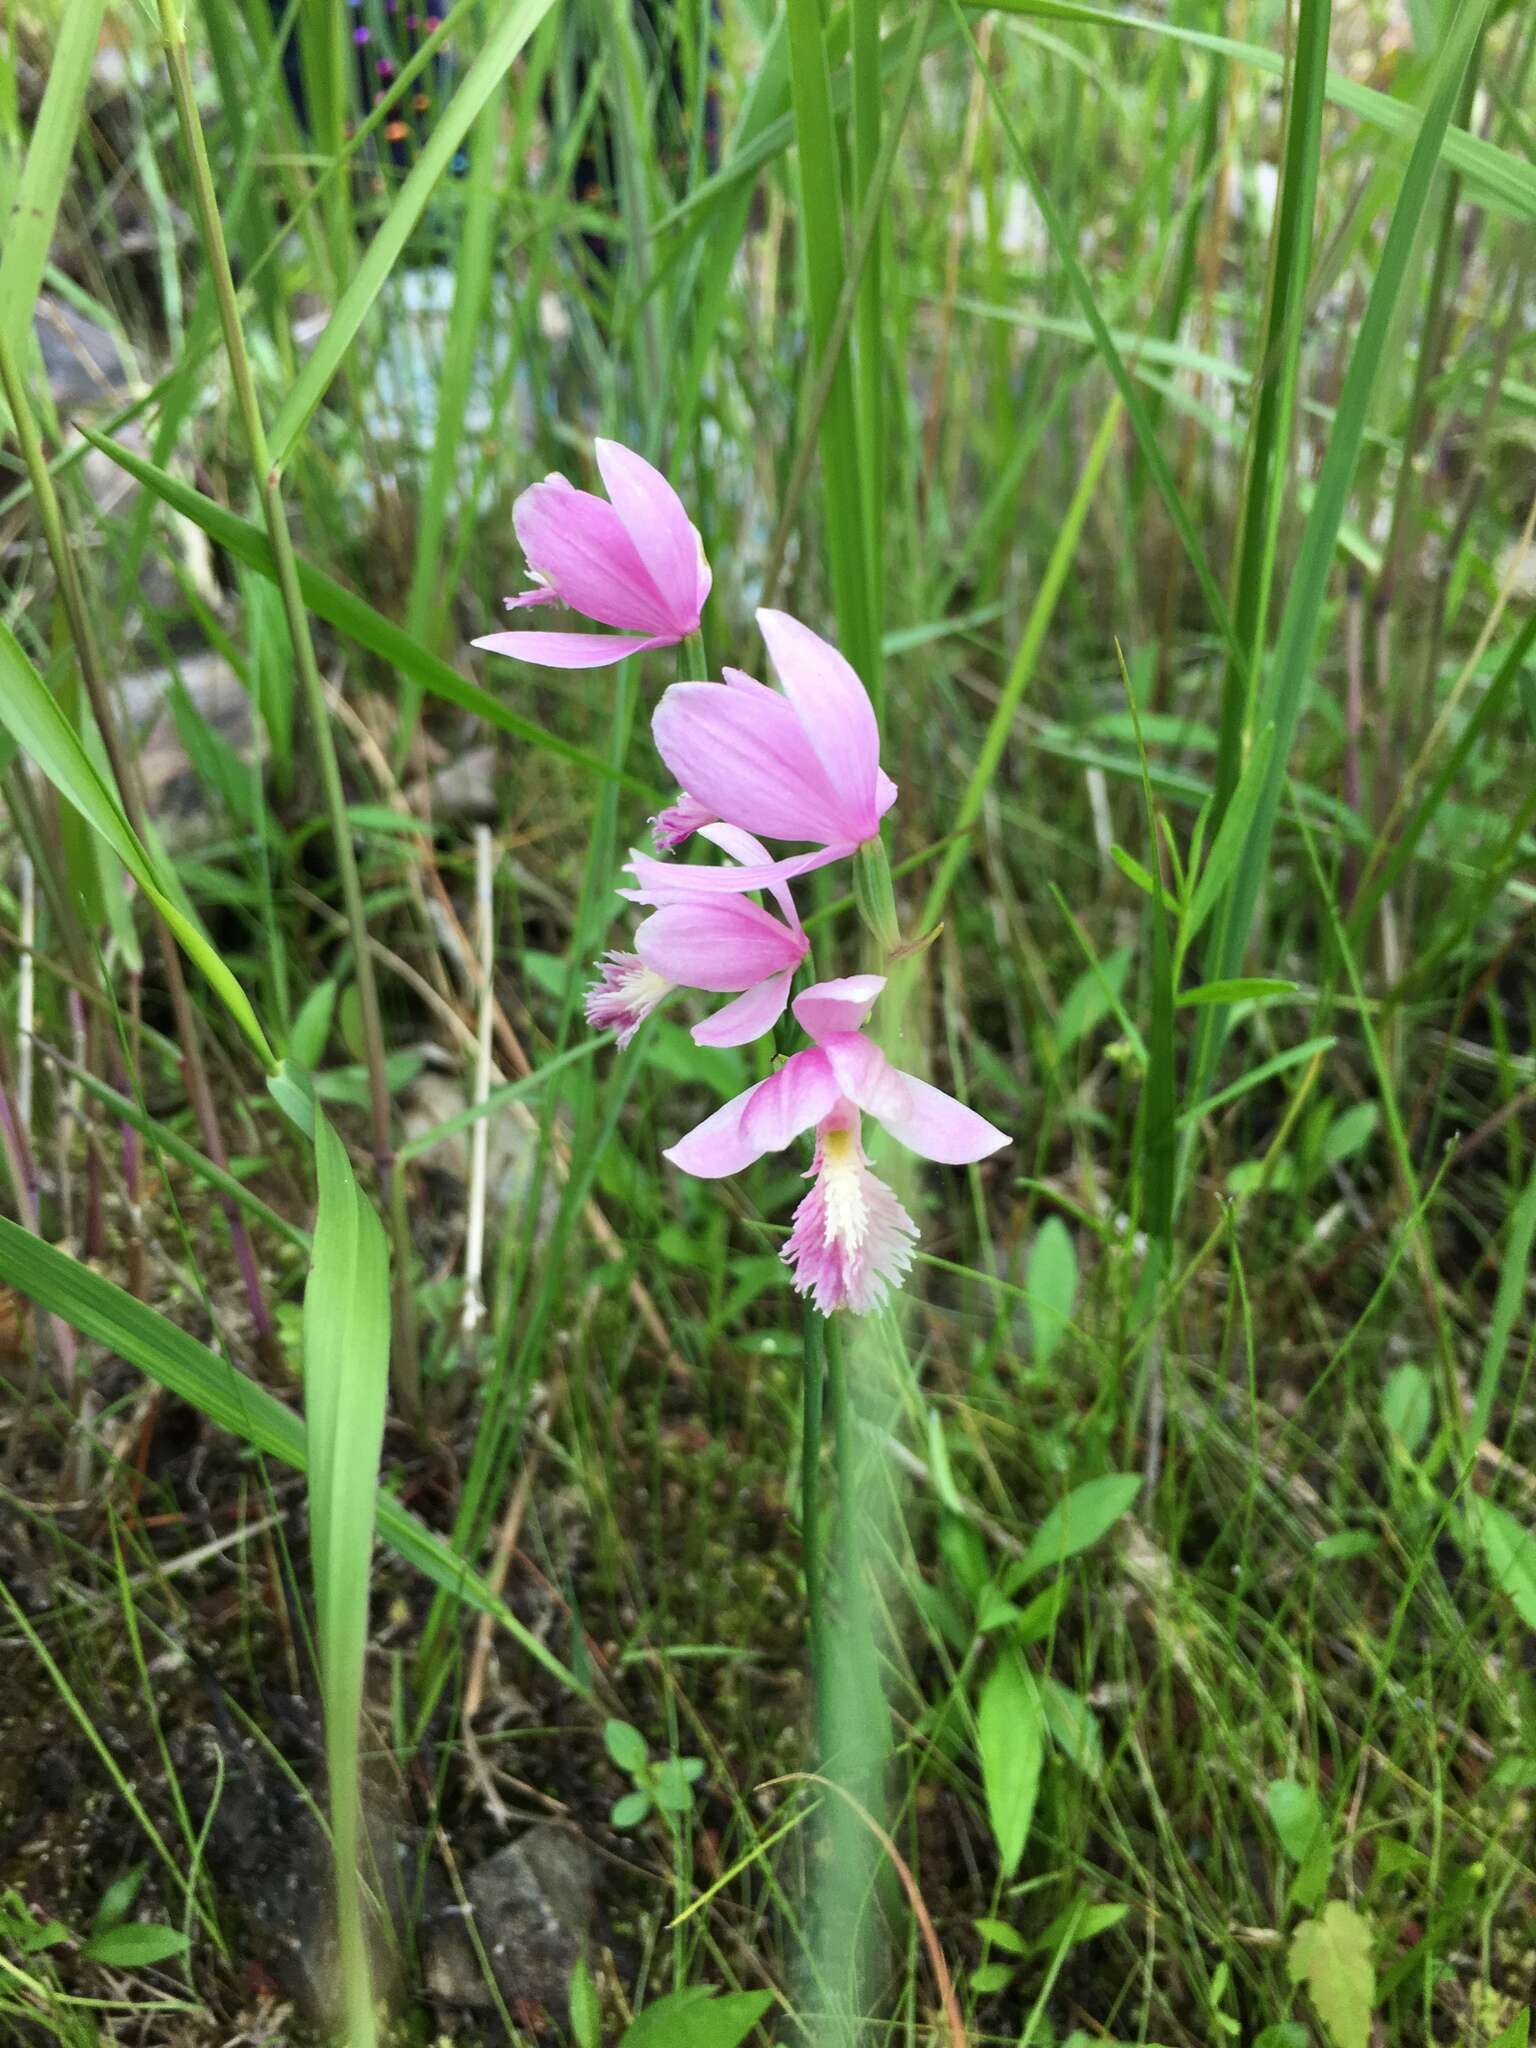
[0,0,1534,2042]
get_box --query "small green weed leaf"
[1381,1365,1432,1456]
[1472,1499,1536,1630]
[1292,1827,1333,1913]
[1489,2010,1530,2048]
[1177,977,1299,1007]
[974,1584,1025,1635]
[1042,1677,1103,1779]
[568,1955,601,2048]
[1252,2028,1309,2048]
[1266,1779,1324,1862]
[939,1515,990,1602]
[1111,845,1155,895]
[81,1922,190,1967]
[1491,1759,1536,1790]
[653,1759,702,1813]
[20,1918,71,1955]
[970,1961,1015,1994]
[91,1864,147,1933]
[604,1720,650,1777]
[926,1409,967,1515]
[611,1790,652,1830]
[1183,724,1275,944]
[1013,1578,1069,1645]
[619,1987,775,2048]
[1322,1101,1379,1166]
[1314,1531,1376,1562]
[1371,1839,1428,1881]
[289,980,339,1069]
[1036,1899,1128,1952]
[1055,946,1132,1055]
[975,1916,1029,1955]
[978,1653,1043,1877]
[1025,1216,1078,1369]
[1288,1901,1376,2048]
[1008,1474,1141,1587]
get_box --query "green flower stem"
[158,0,419,1419]
[802,1308,830,1759]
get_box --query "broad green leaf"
[1473,1499,1536,1632]
[610,1790,652,1830]
[970,1962,1016,1993]
[0,1217,584,1695]
[0,623,275,1069]
[80,1922,190,1968]
[1288,1901,1376,2048]
[1007,1474,1141,1588]
[91,1865,147,1933]
[620,1989,775,2048]
[1489,2011,1530,2048]
[1381,1365,1432,1456]
[1266,1779,1325,1862]
[1035,1899,1129,1952]
[1025,1216,1078,1369]
[977,1653,1043,1876]
[267,0,560,463]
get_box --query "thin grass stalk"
[761,2,934,618]
[0,320,277,1360]
[1187,0,1492,1121]
[802,1308,830,1759]
[1213,0,1330,800]
[783,0,877,691]
[849,0,884,697]
[157,0,420,1416]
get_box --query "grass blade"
[79,426,655,797]
[0,622,276,1070]
[1194,0,1493,1089]
[304,1114,391,2047]
[0,0,110,370]
[267,0,559,466]
[0,1217,586,1696]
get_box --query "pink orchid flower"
[473,438,709,669]
[587,826,809,1049]
[664,977,1009,1314]
[644,610,897,888]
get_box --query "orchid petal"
[472,629,667,669]
[792,975,886,1040]
[691,969,796,1048]
[699,821,802,927]
[757,609,890,836]
[634,898,805,992]
[664,1085,766,1179]
[739,1047,839,1155]
[652,682,850,843]
[511,478,669,631]
[594,438,709,633]
[823,1033,913,1123]
[621,841,853,905]
[881,1071,1011,1163]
